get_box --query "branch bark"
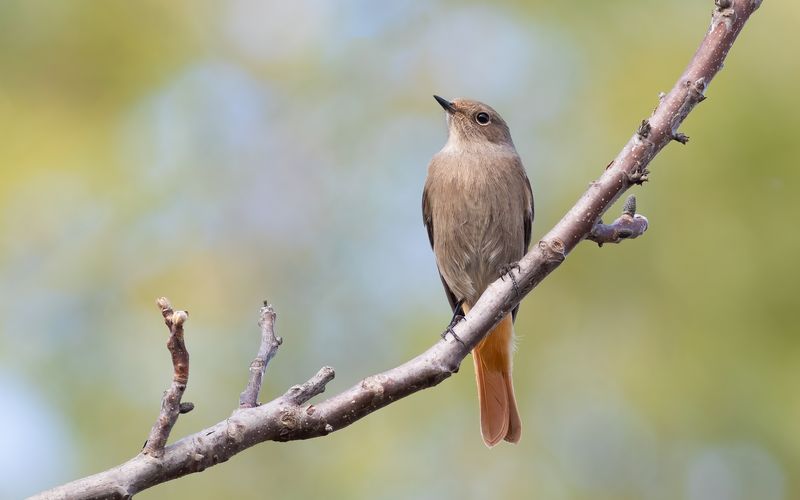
[239,302,282,408]
[141,298,191,458]
[31,1,762,498]
[588,195,649,246]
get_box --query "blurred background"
[0,1,797,499]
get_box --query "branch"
[31,1,762,498]
[588,195,649,246]
[142,298,191,458]
[239,302,282,408]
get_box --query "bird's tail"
[466,305,521,447]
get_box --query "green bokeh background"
[1,1,797,499]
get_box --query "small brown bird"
[422,95,533,447]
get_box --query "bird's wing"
[513,167,535,322]
[523,173,534,254]
[422,182,461,314]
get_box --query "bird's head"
[434,95,514,149]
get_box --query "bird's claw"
[499,262,521,297]
[441,314,466,346]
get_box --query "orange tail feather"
[468,308,521,447]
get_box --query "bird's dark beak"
[433,95,456,114]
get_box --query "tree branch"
[588,195,649,246]
[141,298,191,458]
[239,302,282,408]
[31,1,762,498]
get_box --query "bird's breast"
[427,152,528,303]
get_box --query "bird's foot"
[441,314,466,346]
[499,262,521,297]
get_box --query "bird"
[422,95,534,447]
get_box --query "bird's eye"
[475,112,491,125]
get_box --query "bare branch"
[30,2,763,498]
[239,302,282,408]
[588,195,649,246]
[282,366,336,406]
[141,298,190,458]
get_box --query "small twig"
[587,195,650,246]
[239,302,283,408]
[282,366,336,405]
[142,297,190,458]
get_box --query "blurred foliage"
[0,1,797,499]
